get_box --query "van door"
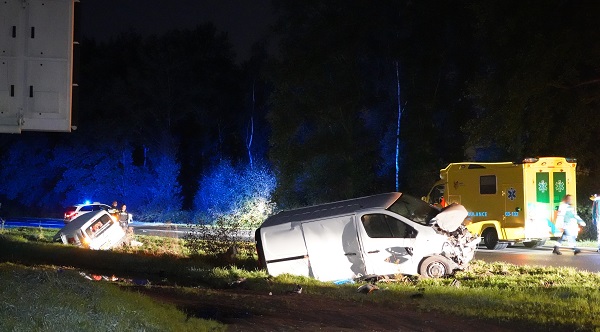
[535,171,554,227]
[356,213,416,276]
[301,216,366,281]
[552,171,567,211]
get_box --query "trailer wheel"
[419,256,451,278]
[483,228,508,250]
[523,239,547,248]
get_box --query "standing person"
[591,194,600,252]
[553,194,586,255]
[110,201,120,221]
[110,201,119,213]
[119,204,131,228]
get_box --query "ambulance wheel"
[419,256,451,278]
[483,228,508,250]
[523,239,546,248]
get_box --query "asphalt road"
[4,217,600,272]
[475,244,600,272]
[2,218,254,241]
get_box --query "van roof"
[261,192,402,227]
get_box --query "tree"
[186,159,276,254]
[194,159,276,228]
[268,1,398,206]
[268,0,479,204]
[465,0,600,195]
[78,26,244,209]
[0,136,63,213]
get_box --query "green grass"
[155,263,600,330]
[0,230,259,286]
[0,226,57,242]
[0,263,224,332]
[4,227,600,331]
[545,239,598,248]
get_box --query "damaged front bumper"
[432,204,481,270]
[440,225,480,269]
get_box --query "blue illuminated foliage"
[194,159,276,226]
[0,137,182,217]
[0,138,62,209]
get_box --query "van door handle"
[345,252,357,256]
[368,250,380,254]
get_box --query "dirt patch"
[130,286,515,331]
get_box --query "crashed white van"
[54,210,127,250]
[255,193,479,281]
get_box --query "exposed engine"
[434,223,480,269]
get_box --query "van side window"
[361,214,417,238]
[480,175,497,194]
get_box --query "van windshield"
[387,194,441,225]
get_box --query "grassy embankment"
[0,263,225,331]
[1,227,600,331]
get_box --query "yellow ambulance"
[424,157,577,249]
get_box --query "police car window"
[361,214,417,238]
[80,205,93,212]
[480,175,497,194]
[92,205,102,211]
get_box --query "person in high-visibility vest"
[591,194,600,253]
[553,194,586,255]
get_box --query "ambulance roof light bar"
[522,157,539,163]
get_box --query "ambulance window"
[361,214,416,238]
[431,185,445,204]
[480,175,497,194]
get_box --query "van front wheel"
[483,228,508,250]
[419,256,451,278]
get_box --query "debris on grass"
[357,283,379,294]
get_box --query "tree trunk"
[395,61,402,192]
[246,81,255,168]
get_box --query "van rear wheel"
[483,228,508,250]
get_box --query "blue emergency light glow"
[84,200,91,205]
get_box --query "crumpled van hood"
[431,204,468,232]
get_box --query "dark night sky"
[81,0,275,62]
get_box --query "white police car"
[63,202,112,223]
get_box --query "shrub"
[186,160,276,255]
